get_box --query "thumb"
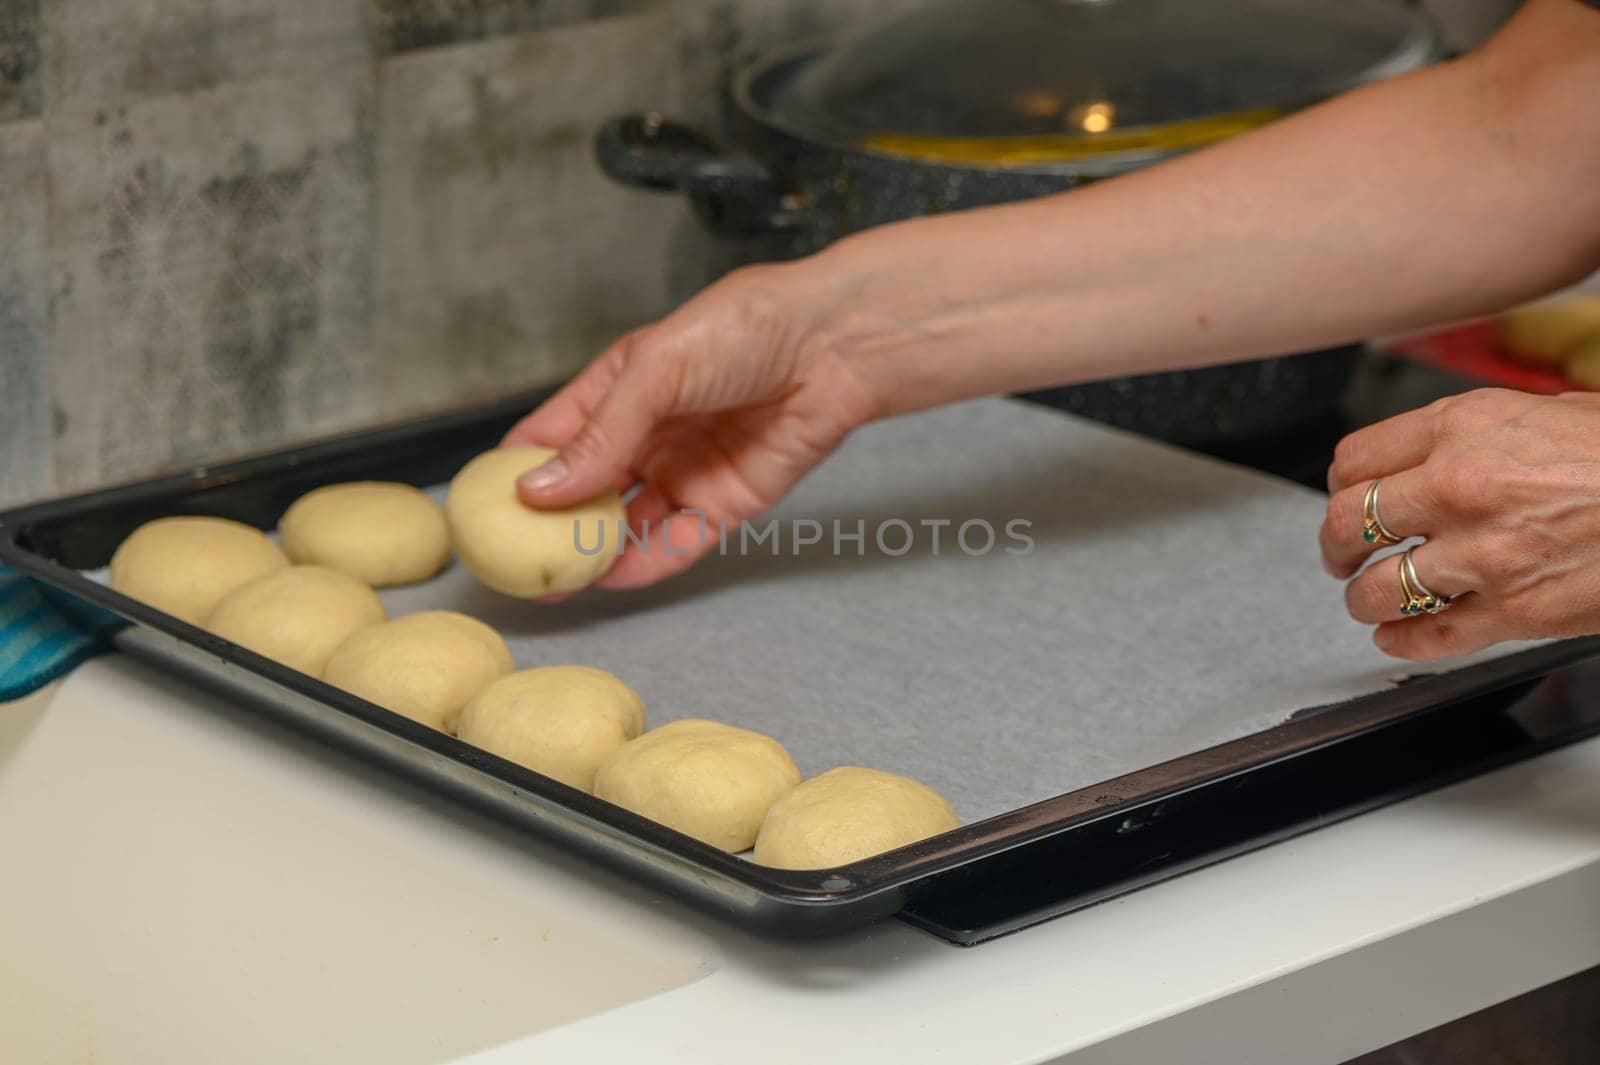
[516,353,672,508]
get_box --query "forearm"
[795,0,1600,417]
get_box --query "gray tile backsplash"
[0,119,49,506]
[373,10,722,413]
[38,0,369,115]
[44,69,378,492]
[0,0,882,508]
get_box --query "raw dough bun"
[205,565,386,676]
[445,447,625,598]
[110,516,289,625]
[321,610,514,732]
[593,719,801,851]
[279,481,450,587]
[753,766,960,870]
[1497,294,1600,366]
[455,666,646,791]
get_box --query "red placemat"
[1384,319,1577,394]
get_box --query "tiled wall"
[0,0,895,508]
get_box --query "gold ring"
[1362,480,1403,547]
[1398,547,1451,617]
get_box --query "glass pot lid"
[759,0,1438,162]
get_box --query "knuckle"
[1330,434,1367,484]
[648,350,689,410]
[1441,388,1501,421]
[609,329,649,374]
[612,330,686,416]
[1471,530,1524,590]
[566,418,615,465]
[1347,571,1392,619]
[1427,455,1501,515]
[1430,391,1489,437]
[1324,493,1362,548]
[1425,394,1463,437]
[617,327,661,370]
[1367,571,1399,616]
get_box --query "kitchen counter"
[6,655,1600,1065]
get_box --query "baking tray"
[6,388,1600,944]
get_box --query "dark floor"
[1346,965,1600,1065]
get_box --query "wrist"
[786,229,951,419]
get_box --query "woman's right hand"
[502,261,887,590]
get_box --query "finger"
[1344,540,1478,625]
[515,340,679,509]
[1372,598,1502,661]
[1327,404,1442,495]
[616,481,676,536]
[501,366,612,449]
[595,499,722,589]
[500,335,635,449]
[1320,467,1434,579]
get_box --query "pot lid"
[760,0,1437,162]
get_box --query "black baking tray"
[6,386,1600,945]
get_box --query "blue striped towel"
[0,564,110,701]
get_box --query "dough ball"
[205,565,387,676]
[593,720,801,851]
[753,767,960,870]
[1497,294,1600,366]
[455,666,646,791]
[110,516,289,625]
[445,447,625,598]
[321,610,514,732]
[279,481,450,587]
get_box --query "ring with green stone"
[1362,479,1403,547]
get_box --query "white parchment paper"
[363,398,1517,823]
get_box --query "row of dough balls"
[106,459,958,868]
[461,680,962,870]
[112,446,627,629]
[321,608,959,868]
[109,444,622,632]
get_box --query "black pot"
[595,45,1358,448]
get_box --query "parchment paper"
[379,398,1518,823]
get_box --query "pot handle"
[595,113,794,237]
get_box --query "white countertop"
[6,655,1600,1065]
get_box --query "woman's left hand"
[1322,388,1600,660]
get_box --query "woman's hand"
[1322,388,1600,660]
[502,262,886,589]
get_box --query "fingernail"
[519,458,568,491]
[1373,626,1395,651]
